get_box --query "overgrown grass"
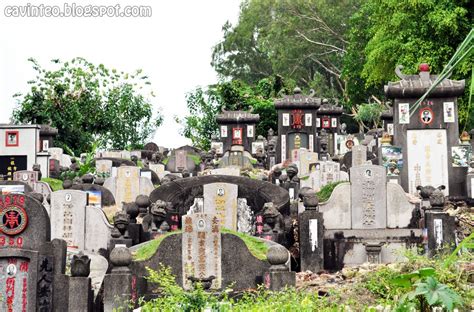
[41,178,63,192]
[317,181,344,202]
[133,231,182,261]
[221,228,269,260]
[133,229,269,262]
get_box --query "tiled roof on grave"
[274,87,321,109]
[318,99,344,115]
[216,110,260,123]
[40,124,59,136]
[384,64,465,98]
[381,107,393,119]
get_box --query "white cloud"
[0,0,241,148]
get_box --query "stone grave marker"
[120,150,131,159]
[48,147,63,161]
[299,150,319,176]
[0,193,69,311]
[51,190,88,249]
[175,150,188,172]
[203,183,238,230]
[104,166,154,207]
[149,164,166,180]
[13,170,38,189]
[350,165,387,229]
[96,159,113,176]
[182,213,221,290]
[320,161,341,186]
[351,145,367,167]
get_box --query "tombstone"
[182,214,221,290]
[298,149,319,176]
[84,206,113,252]
[385,64,466,196]
[104,166,154,208]
[48,147,63,162]
[237,198,253,234]
[203,183,238,230]
[351,145,367,167]
[13,171,38,189]
[149,164,165,180]
[0,193,69,311]
[51,190,88,250]
[120,151,131,160]
[350,165,387,229]
[175,150,187,172]
[96,159,113,177]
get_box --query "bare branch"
[296,30,346,53]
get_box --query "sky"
[0,0,241,148]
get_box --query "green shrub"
[317,181,344,202]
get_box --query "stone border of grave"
[149,175,290,214]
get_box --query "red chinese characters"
[291,110,304,129]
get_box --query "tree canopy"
[12,58,163,155]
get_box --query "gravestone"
[203,183,238,230]
[350,165,387,229]
[320,161,341,186]
[182,214,221,290]
[175,150,187,172]
[51,190,88,249]
[104,166,154,208]
[13,171,38,189]
[0,193,69,311]
[48,147,63,162]
[352,145,367,167]
[96,159,113,176]
[298,149,319,176]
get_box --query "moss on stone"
[317,181,344,202]
[133,231,182,261]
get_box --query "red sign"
[291,109,303,129]
[0,195,28,236]
[232,128,243,145]
[322,117,330,128]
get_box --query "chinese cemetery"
[1,8,474,306]
[0,62,472,311]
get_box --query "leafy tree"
[180,78,286,150]
[12,58,162,155]
[212,0,360,101]
[344,0,473,127]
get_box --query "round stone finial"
[266,245,289,265]
[135,195,151,209]
[109,246,132,270]
[293,87,302,94]
[419,63,430,72]
[63,180,73,189]
[303,193,319,209]
[82,174,94,184]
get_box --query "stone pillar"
[51,239,70,312]
[104,246,134,312]
[424,188,456,255]
[68,253,93,312]
[298,193,324,272]
[264,245,295,291]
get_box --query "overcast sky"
[0,0,241,148]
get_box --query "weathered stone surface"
[350,165,387,229]
[70,183,116,207]
[319,183,351,229]
[0,180,33,193]
[85,207,113,253]
[96,159,113,176]
[51,190,88,249]
[203,184,238,230]
[386,183,414,228]
[351,145,367,167]
[299,211,324,272]
[182,214,221,290]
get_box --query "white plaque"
[281,135,286,162]
[399,103,410,124]
[220,126,228,138]
[316,118,321,128]
[305,114,312,126]
[289,188,295,200]
[407,130,449,194]
[434,219,443,248]
[443,102,455,123]
[331,118,337,128]
[309,135,314,152]
[247,125,254,138]
[282,113,290,126]
[471,177,474,198]
[309,219,319,251]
